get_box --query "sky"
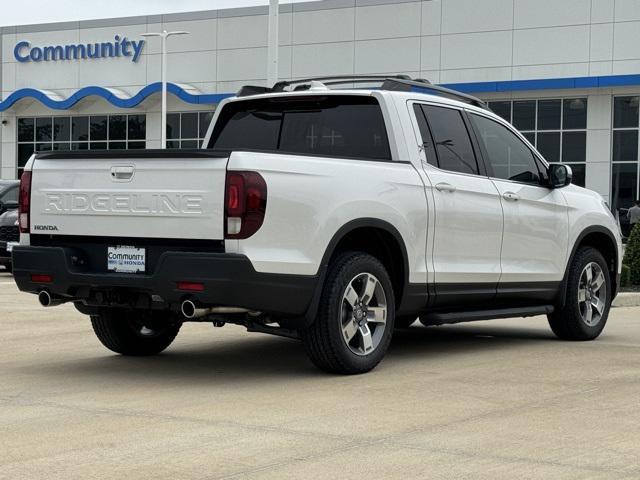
[0,0,306,27]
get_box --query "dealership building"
[2,0,640,210]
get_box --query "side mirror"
[3,200,18,210]
[548,164,572,188]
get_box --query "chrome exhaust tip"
[180,299,254,319]
[181,299,198,319]
[38,290,66,307]
[38,290,51,307]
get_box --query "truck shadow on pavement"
[36,322,557,383]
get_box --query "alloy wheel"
[340,272,388,356]
[578,262,607,327]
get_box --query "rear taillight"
[224,171,267,239]
[18,170,32,234]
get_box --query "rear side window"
[208,96,391,160]
[470,113,542,185]
[421,105,479,175]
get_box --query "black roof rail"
[380,78,487,109]
[235,74,487,109]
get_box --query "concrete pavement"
[1,270,639,479]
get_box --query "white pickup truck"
[13,75,622,374]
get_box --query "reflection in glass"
[537,99,561,130]
[611,163,638,211]
[536,132,560,163]
[53,117,71,141]
[563,98,587,129]
[562,131,586,163]
[513,100,535,130]
[613,130,638,162]
[35,117,52,142]
[613,96,639,129]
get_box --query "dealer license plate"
[107,245,146,273]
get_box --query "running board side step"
[420,305,554,326]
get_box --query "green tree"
[623,222,640,285]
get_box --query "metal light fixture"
[140,30,190,149]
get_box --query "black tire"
[548,247,611,341]
[90,308,181,356]
[395,315,417,329]
[4,263,12,274]
[302,252,395,374]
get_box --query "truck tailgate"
[29,151,228,240]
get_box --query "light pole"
[141,30,189,149]
[267,0,279,86]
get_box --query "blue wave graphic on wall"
[0,82,234,111]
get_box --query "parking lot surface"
[1,270,639,479]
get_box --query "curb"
[613,292,640,308]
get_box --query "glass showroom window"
[166,111,214,149]
[611,96,640,212]
[17,114,146,176]
[487,98,587,187]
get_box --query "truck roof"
[233,75,487,111]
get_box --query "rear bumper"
[12,245,317,316]
[0,242,11,264]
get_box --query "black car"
[0,180,19,272]
[0,180,19,215]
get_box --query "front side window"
[420,105,479,175]
[487,98,587,187]
[209,96,391,161]
[470,113,541,185]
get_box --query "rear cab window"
[208,95,391,161]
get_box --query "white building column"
[1,113,17,179]
[585,94,613,202]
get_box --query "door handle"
[435,182,456,193]
[502,191,520,201]
[111,165,134,180]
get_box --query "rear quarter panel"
[226,151,429,283]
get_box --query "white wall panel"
[613,21,640,60]
[2,33,17,63]
[591,0,614,23]
[166,51,216,84]
[162,19,217,53]
[589,61,613,76]
[586,129,612,163]
[440,66,511,83]
[292,8,354,44]
[421,0,442,35]
[217,15,267,49]
[587,94,613,130]
[441,31,512,69]
[513,26,590,65]
[355,37,420,74]
[292,42,354,77]
[585,161,611,198]
[512,63,589,80]
[217,47,266,81]
[614,0,640,22]
[441,0,512,34]
[590,23,614,61]
[420,35,440,71]
[514,0,590,28]
[2,62,15,92]
[355,2,421,40]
